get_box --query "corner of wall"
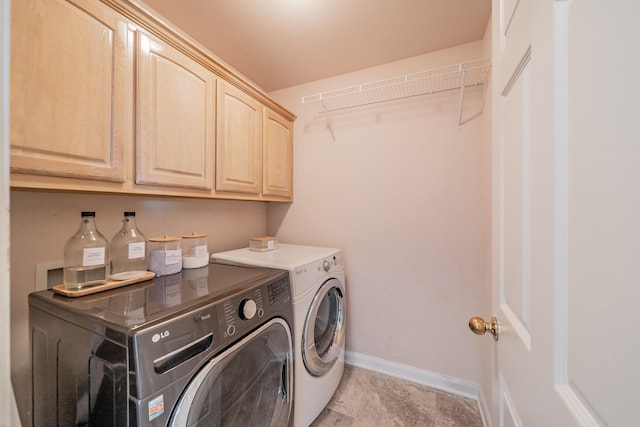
[482,13,493,58]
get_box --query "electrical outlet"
[35,262,63,291]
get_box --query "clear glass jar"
[181,232,209,269]
[110,212,147,280]
[148,235,182,276]
[63,211,110,289]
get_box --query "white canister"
[181,232,209,269]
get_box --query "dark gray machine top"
[29,260,294,410]
[28,262,289,342]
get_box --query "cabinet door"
[10,0,128,181]
[216,81,262,195]
[136,32,215,189]
[263,109,293,199]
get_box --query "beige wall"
[268,40,492,392]
[10,190,267,423]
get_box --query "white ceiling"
[139,0,491,92]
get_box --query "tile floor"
[309,365,483,427]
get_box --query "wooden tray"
[52,271,156,297]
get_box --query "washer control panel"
[239,298,257,320]
[219,275,291,342]
[222,288,263,338]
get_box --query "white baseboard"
[345,351,491,427]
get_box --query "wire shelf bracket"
[302,58,491,140]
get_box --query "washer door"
[302,278,346,376]
[169,318,293,427]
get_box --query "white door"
[491,0,640,425]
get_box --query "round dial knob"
[323,260,331,272]
[239,299,257,320]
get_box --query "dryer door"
[302,278,346,376]
[169,318,293,427]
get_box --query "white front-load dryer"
[212,244,346,427]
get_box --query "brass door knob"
[468,316,499,341]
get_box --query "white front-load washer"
[213,244,346,427]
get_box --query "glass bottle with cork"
[63,211,110,289]
[110,211,147,280]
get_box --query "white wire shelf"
[301,58,491,139]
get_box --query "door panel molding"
[552,2,615,425]
[552,0,570,389]
[500,303,531,350]
[502,0,522,37]
[500,46,531,97]
[500,372,524,427]
[555,385,605,427]
[499,47,532,346]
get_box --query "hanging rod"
[302,57,491,123]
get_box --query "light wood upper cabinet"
[216,81,263,195]
[136,32,216,190]
[263,109,293,199]
[216,81,294,200]
[10,0,129,181]
[9,0,295,200]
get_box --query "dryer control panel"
[293,251,344,297]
